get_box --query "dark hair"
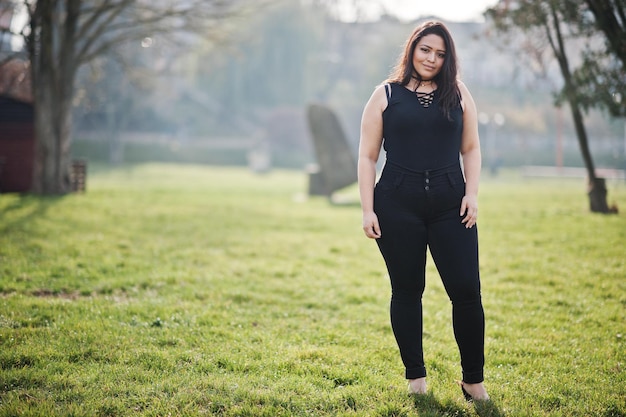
[386,21,460,119]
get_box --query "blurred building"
[0,2,34,193]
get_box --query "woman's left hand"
[460,195,478,228]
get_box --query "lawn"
[0,164,625,417]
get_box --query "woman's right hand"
[362,211,381,239]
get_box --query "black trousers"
[374,162,485,383]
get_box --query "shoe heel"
[461,385,473,402]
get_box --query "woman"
[358,21,489,401]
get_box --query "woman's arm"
[358,84,387,238]
[458,81,481,229]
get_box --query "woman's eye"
[421,48,429,53]
[438,53,446,58]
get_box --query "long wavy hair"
[386,21,460,119]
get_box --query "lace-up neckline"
[415,89,435,108]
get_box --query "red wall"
[0,123,35,193]
[0,95,35,193]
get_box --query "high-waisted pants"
[373,162,485,383]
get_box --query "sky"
[381,0,500,22]
[332,0,501,23]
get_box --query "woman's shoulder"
[387,81,404,90]
[382,81,409,97]
[456,80,472,96]
[371,83,389,98]
[366,83,391,112]
[380,80,404,88]
[373,82,399,99]
[455,79,476,112]
[382,82,409,103]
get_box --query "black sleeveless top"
[382,82,463,172]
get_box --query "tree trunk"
[587,177,611,212]
[29,0,79,195]
[31,83,73,194]
[567,103,612,213]
[548,3,612,213]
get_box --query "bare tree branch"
[7,0,274,194]
[76,0,133,45]
[73,0,245,65]
[75,0,133,65]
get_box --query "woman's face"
[412,33,446,81]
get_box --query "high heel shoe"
[407,378,427,395]
[461,385,473,401]
[459,381,490,402]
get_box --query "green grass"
[1,164,625,417]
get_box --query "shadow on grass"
[412,392,506,417]
[0,194,64,234]
[473,399,506,417]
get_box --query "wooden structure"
[0,94,35,193]
[0,59,35,193]
[71,159,87,192]
[0,59,88,194]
